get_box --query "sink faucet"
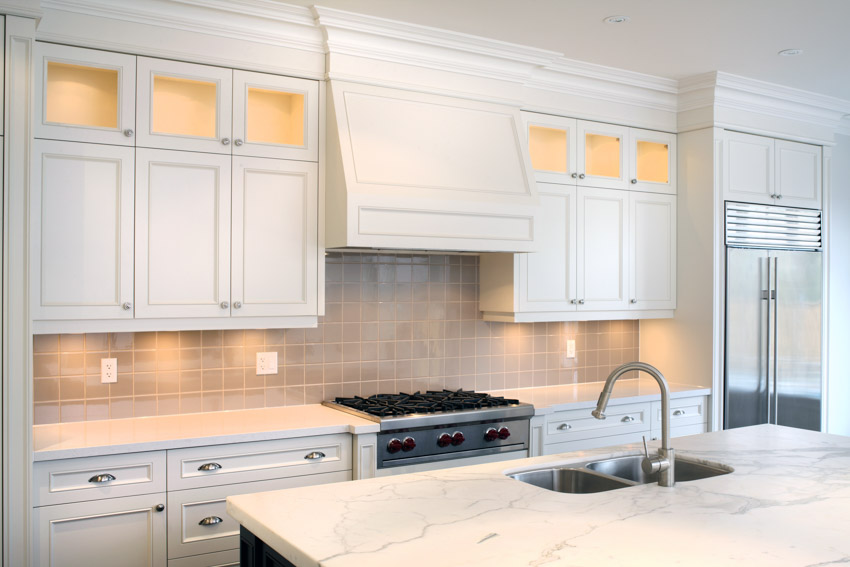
[591,362,675,487]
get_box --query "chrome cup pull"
[199,516,224,526]
[673,409,685,416]
[198,462,222,472]
[557,423,572,431]
[89,473,116,483]
[304,451,326,460]
[621,415,636,423]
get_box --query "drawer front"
[650,423,708,441]
[34,451,166,506]
[168,549,239,567]
[651,396,707,430]
[546,402,650,443]
[542,431,648,456]
[167,470,350,559]
[167,434,351,490]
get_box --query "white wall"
[828,135,850,435]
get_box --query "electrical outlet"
[256,352,278,375]
[101,358,118,384]
[566,339,576,358]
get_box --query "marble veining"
[227,426,850,567]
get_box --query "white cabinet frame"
[629,192,677,310]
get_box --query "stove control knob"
[437,433,453,448]
[452,431,465,446]
[498,427,511,440]
[484,428,499,442]
[387,438,403,454]
[402,437,416,452]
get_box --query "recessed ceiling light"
[603,15,630,24]
[778,49,803,57]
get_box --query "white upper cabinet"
[232,70,319,162]
[137,57,233,154]
[629,128,676,195]
[34,42,136,145]
[723,130,775,206]
[135,149,232,319]
[31,140,135,321]
[231,157,318,317]
[577,121,630,190]
[629,192,676,310]
[775,139,822,209]
[525,112,578,184]
[577,187,629,311]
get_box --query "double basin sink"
[508,454,732,494]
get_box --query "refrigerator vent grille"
[725,202,821,250]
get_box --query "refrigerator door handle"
[772,256,779,424]
[765,256,772,425]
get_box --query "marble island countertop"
[227,425,850,567]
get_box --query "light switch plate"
[101,358,118,384]
[256,352,278,375]
[566,339,576,358]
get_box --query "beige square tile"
[157,394,180,416]
[265,329,286,345]
[135,372,157,396]
[34,334,59,353]
[84,351,108,375]
[304,385,324,405]
[265,371,285,389]
[115,351,133,373]
[33,354,59,378]
[223,390,244,411]
[202,391,223,412]
[109,397,134,419]
[202,370,223,391]
[134,350,157,372]
[34,378,59,403]
[244,389,265,409]
[222,368,244,390]
[323,363,342,383]
[202,347,223,369]
[60,400,85,422]
[223,330,245,347]
[223,347,244,368]
[180,331,201,348]
[110,332,134,351]
[245,329,265,346]
[86,398,109,421]
[244,371,265,389]
[202,330,223,347]
[59,334,85,352]
[180,370,202,393]
[84,333,109,351]
[109,374,134,397]
[135,332,157,350]
[59,353,85,376]
[85,374,110,399]
[286,365,305,386]
[285,329,305,345]
[285,345,305,365]
[157,349,180,372]
[285,387,305,406]
[134,396,158,418]
[157,331,179,349]
[180,348,202,371]
[305,364,323,385]
[304,325,323,344]
[179,392,202,414]
[265,387,286,407]
[156,371,180,395]
[59,375,85,400]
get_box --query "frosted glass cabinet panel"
[524,113,577,184]
[137,57,233,154]
[31,140,135,321]
[578,121,629,190]
[233,70,319,161]
[34,42,136,145]
[630,128,676,194]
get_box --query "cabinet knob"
[571,173,578,179]
[123,129,134,137]
[578,299,585,305]
[557,423,572,431]
[234,139,244,146]
[122,302,132,310]
[578,173,586,179]
[776,194,783,200]
[304,451,326,460]
[770,194,776,198]
[630,298,637,304]
[631,178,637,184]
[221,138,231,145]
[220,301,229,309]
[622,415,636,423]
[233,301,242,309]
[88,473,116,483]
[198,462,222,472]
[199,516,224,526]
[673,409,685,416]
[570,299,577,304]
[155,504,165,512]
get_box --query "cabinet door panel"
[629,128,676,194]
[723,131,774,205]
[775,139,822,209]
[31,140,134,320]
[231,158,318,317]
[34,42,136,145]
[137,57,232,154]
[577,188,628,310]
[519,185,577,311]
[630,192,676,310]
[33,493,167,567]
[523,112,577,185]
[136,149,231,318]
[233,70,319,161]
[576,121,629,190]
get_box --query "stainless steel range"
[323,390,534,475]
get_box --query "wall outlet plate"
[256,352,278,375]
[566,339,576,358]
[101,358,118,384]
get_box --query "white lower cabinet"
[168,550,239,567]
[649,395,708,440]
[33,492,168,567]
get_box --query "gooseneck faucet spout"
[592,362,675,487]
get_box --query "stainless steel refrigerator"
[724,202,822,431]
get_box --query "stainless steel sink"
[586,455,732,484]
[508,467,634,493]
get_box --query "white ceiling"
[286,0,850,102]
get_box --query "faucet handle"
[642,435,649,458]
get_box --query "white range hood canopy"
[325,81,541,253]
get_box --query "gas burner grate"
[333,389,521,418]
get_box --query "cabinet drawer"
[651,396,707,430]
[167,471,350,559]
[34,451,166,506]
[651,423,708,441]
[167,434,351,490]
[545,402,650,444]
[543,431,647,456]
[169,550,239,567]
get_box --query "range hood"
[325,81,541,252]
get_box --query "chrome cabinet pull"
[631,178,637,184]
[234,139,244,146]
[233,301,242,309]
[557,423,571,431]
[621,415,635,423]
[570,299,577,304]
[122,302,132,310]
[199,516,223,526]
[123,129,134,137]
[578,299,585,305]
[776,194,783,200]
[198,462,222,472]
[630,298,637,304]
[304,451,326,460]
[155,504,165,512]
[89,473,116,483]
[571,173,578,179]
[673,409,685,416]
[220,301,229,309]
[221,138,231,145]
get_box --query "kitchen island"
[227,425,850,566]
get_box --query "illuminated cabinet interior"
[636,139,669,183]
[151,75,218,138]
[46,62,118,129]
[247,87,304,146]
[585,132,622,179]
[529,125,568,173]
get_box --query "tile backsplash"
[33,253,639,425]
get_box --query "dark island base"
[241,526,298,567]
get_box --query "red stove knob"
[498,427,511,440]
[452,431,465,446]
[437,433,453,448]
[402,437,416,452]
[387,438,403,454]
[484,428,499,442]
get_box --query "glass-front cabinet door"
[523,112,577,184]
[34,43,137,145]
[630,128,676,194]
[232,70,319,161]
[576,121,630,190]
[136,57,233,154]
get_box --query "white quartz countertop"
[228,425,850,567]
[490,378,710,414]
[33,405,379,461]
